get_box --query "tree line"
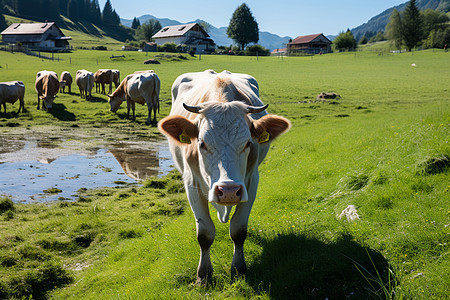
[334,0,450,51]
[0,0,120,28]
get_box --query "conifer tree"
[403,0,423,51]
[131,17,141,29]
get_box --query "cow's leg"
[37,96,40,110]
[101,83,105,94]
[186,185,215,284]
[126,100,131,119]
[18,97,24,113]
[68,85,71,94]
[108,83,112,94]
[131,102,136,120]
[229,178,258,278]
[145,101,153,125]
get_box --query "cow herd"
[0,68,160,125]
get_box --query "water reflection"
[0,132,173,202]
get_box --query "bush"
[157,42,178,53]
[245,44,270,56]
[0,197,14,214]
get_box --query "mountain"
[121,15,291,51]
[351,0,450,40]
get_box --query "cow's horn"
[247,104,269,114]
[183,103,202,114]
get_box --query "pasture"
[0,49,449,299]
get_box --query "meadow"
[0,49,449,299]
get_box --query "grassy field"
[0,49,449,299]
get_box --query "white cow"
[76,70,94,100]
[158,70,291,283]
[0,81,25,113]
[107,72,160,125]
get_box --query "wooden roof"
[152,23,209,39]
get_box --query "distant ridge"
[351,0,450,40]
[121,15,292,51]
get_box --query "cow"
[0,81,25,113]
[108,72,160,125]
[59,71,73,93]
[158,70,291,283]
[94,69,113,94]
[76,69,95,100]
[35,71,59,110]
[133,70,155,75]
[111,69,120,88]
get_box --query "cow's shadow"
[49,103,76,121]
[86,96,107,103]
[246,232,395,299]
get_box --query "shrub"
[245,44,270,56]
[0,197,14,214]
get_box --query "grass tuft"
[416,154,449,175]
[0,197,15,214]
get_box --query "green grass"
[0,49,449,299]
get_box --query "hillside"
[351,0,450,40]
[121,15,292,50]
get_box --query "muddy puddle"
[0,126,173,203]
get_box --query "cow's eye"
[199,141,208,151]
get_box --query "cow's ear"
[251,115,291,144]
[158,115,198,145]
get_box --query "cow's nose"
[215,184,243,205]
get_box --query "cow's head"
[158,101,290,207]
[107,94,124,112]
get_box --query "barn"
[152,23,215,54]
[287,33,332,55]
[1,22,71,51]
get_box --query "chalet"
[1,22,71,51]
[152,23,215,54]
[287,33,332,55]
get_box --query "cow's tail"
[152,74,160,114]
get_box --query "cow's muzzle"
[211,182,247,206]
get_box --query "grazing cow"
[59,71,73,93]
[35,71,59,110]
[111,69,120,88]
[108,72,160,125]
[94,69,113,94]
[0,81,25,113]
[76,69,95,100]
[158,70,290,283]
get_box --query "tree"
[135,19,162,42]
[197,20,211,33]
[227,3,259,50]
[67,0,79,21]
[385,8,403,49]
[421,9,449,37]
[102,0,118,26]
[333,29,357,51]
[89,0,102,25]
[403,0,423,51]
[131,17,140,29]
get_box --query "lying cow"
[158,70,290,283]
[316,92,341,100]
[108,72,160,125]
[0,81,25,113]
[59,71,73,93]
[35,70,59,110]
[94,69,113,94]
[76,69,95,100]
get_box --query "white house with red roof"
[152,23,215,54]
[1,22,71,51]
[287,33,332,54]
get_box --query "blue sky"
[100,0,407,37]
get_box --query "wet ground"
[0,126,173,203]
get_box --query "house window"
[178,26,186,31]
[161,28,168,32]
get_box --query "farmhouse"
[287,33,332,55]
[271,48,287,56]
[1,22,71,51]
[152,23,215,54]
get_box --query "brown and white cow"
[0,81,25,113]
[94,69,113,94]
[35,71,59,110]
[76,69,94,100]
[59,71,73,93]
[158,70,290,283]
[108,72,160,125]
